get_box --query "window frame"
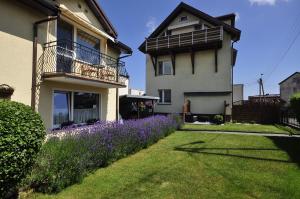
[157,60,173,76]
[158,89,172,104]
[180,16,188,22]
[52,89,102,128]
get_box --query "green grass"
[182,123,299,134]
[24,132,300,199]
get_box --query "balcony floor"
[42,72,126,88]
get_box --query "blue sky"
[100,0,300,98]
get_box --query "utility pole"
[258,73,265,102]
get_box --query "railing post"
[192,31,194,45]
[116,59,119,82]
[205,29,207,43]
[179,34,181,47]
[220,26,223,41]
[168,36,169,48]
[156,38,158,50]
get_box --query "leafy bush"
[213,115,224,125]
[290,92,300,123]
[0,100,45,198]
[25,115,180,193]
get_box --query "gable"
[146,2,240,40]
[56,0,117,38]
[158,11,215,36]
[57,0,103,30]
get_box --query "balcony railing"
[40,40,129,85]
[145,26,223,52]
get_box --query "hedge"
[290,92,300,123]
[0,100,45,198]
[25,115,182,193]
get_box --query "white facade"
[141,4,240,117]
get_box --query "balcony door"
[56,19,73,73]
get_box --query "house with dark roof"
[139,2,241,120]
[279,72,300,104]
[0,0,131,129]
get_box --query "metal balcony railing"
[40,40,129,84]
[145,26,223,52]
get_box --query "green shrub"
[25,115,179,193]
[290,92,300,123]
[0,100,45,198]
[213,115,224,125]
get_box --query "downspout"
[231,40,238,121]
[31,15,58,110]
[116,53,132,121]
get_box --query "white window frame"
[158,89,171,104]
[158,60,172,76]
[52,88,102,128]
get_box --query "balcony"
[39,40,129,88]
[144,26,223,55]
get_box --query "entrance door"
[56,19,73,73]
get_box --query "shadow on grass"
[267,136,300,167]
[174,136,300,166]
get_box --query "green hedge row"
[0,100,45,198]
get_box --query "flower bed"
[24,115,181,193]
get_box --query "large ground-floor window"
[53,90,101,128]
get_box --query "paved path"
[185,130,300,138]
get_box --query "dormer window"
[180,16,188,22]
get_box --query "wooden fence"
[232,101,281,124]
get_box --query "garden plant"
[0,100,45,198]
[25,115,181,193]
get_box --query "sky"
[99,0,300,98]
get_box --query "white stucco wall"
[146,25,233,115]
[233,84,244,103]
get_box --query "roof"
[120,95,160,100]
[216,13,236,28]
[107,40,132,54]
[19,0,59,15]
[279,72,300,85]
[84,0,118,38]
[139,2,241,51]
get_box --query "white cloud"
[146,17,157,34]
[249,0,289,6]
[235,12,240,21]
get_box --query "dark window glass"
[76,29,100,65]
[73,92,99,123]
[53,91,71,128]
[158,90,163,103]
[73,92,100,123]
[180,16,188,21]
[158,61,163,75]
[164,90,171,103]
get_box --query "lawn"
[182,123,299,135]
[24,131,300,199]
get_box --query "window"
[180,16,188,22]
[158,61,172,75]
[158,89,171,104]
[73,92,99,124]
[53,91,71,128]
[76,29,100,65]
[53,91,101,128]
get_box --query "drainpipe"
[116,53,132,121]
[31,15,58,110]
[231,40,238,121]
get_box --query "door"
[56,19,73,73]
